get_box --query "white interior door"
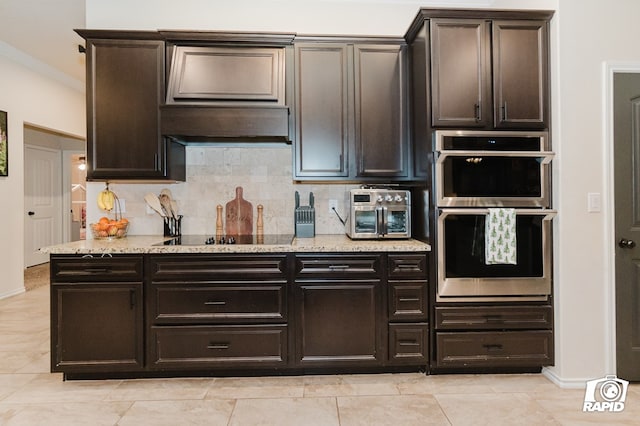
[24,145,62,267]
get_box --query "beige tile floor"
[1,267,639,425]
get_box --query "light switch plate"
[588,192,601,213]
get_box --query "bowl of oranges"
[90,217,130,239]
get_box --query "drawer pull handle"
[397,264,418,269]
[398,340,420,347]
[204,301,227,306]
[207,343,230,350]
[399,297,420,302]
[485,315,504,323]
[328,265,349,270]
[482,344,504,352]
[84,268,110,274]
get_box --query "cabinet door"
[430,19,491,128]
[295,280,384,367]
[294,43,350,178]
[492,20,548,129]
[51,283,144,373]
[87,38,167,179]
[354,44,409,178]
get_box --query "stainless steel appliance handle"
[436,150,555,165]
[438,208,557,221]
[376,206,385,236]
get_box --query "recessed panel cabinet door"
[295,280,384,366]
[87,38,166,179]
[51,283,144,372]
[294,44,350,178]
[492,20,548,129]
[430,19,491,128]
[354,44,409,178]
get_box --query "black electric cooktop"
[156,234,295,246]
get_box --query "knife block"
[295,206,315,238]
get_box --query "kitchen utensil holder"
[163,215,182,237]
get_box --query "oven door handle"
[436,150,555,165]
[376,206,387,236]
[438,208,557,221]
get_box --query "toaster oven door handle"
[376,206,386,236]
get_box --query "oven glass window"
[354,210,376,233]
[443,214,544,278]
[387,210,407,233]
[442,156,542,198]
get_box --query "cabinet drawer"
[147,255,287,281]
[295,255,381,279]
[436,331,553,368]
[51,255,143,282]
[388,323,428,365]
[435,306,553,330]
[389,282,427,321]
[149,325,287,369]
[388,254,428,278]
[149,283,287,324]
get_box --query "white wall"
[77,0,636,385]
[0,49,85,298]
[544,0,640,386]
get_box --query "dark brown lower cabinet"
[50,255,144,375]
[146,254,290,372]
[294,280,384,367]
[149,325,288,369]
[433,305,554,370]
[51,284,144,372]
[388,323,429,364]
[436,331,553,368]
[50,251,431,378]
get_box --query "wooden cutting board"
[225,186,253,236]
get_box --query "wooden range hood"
[160,31,295,143]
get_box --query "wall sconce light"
[78,156,86,171]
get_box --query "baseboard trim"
[0,286,26,300]
[542,367,588,389]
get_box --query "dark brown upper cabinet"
[430,19,491,128]
[354,44,409,178]
[77,30,185,181]
[293,43,350,178]
[492,20,549,129]
[293,38,409,181]
[407,9,553,131]
[430,18,549,130]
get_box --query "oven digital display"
[353,194,370,203]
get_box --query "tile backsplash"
[100,145,358,237]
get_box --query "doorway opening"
[23,124,85,268]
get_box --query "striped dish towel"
[485,208,517,265]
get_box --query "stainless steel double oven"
[434,130,556,302]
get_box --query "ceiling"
[0,0,86,86]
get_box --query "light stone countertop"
[40,234,430,255]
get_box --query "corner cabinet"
[293,39,410,181]
[77,31,185,181]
